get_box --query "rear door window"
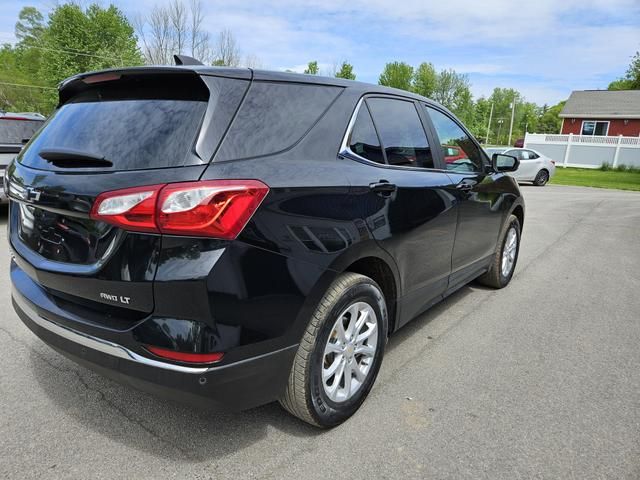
[348,103,384,164]
[366,97,434,168]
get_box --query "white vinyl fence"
[524,133,640,168]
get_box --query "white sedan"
[485,147,556,186]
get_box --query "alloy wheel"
[501,227,518,277]
[322,302,378,403]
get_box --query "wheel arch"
[290,241,402,343]
[511,203,525,231]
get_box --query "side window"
[527,150,539,159]
[216,82,342,161]
[366,98,434,168]
[348,103,384,164]
[425,106,484,172]
[506,150,523,160]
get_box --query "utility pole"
[497,119,504,145]
[486,103,494,145]
[508,99,516,146]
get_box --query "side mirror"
[492,153,519,172]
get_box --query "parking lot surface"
[1,185,639,480]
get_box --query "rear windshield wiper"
[38,148,113,168]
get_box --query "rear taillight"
[93,185,160,233]
[145,345,224,364]
[90,180,269,239]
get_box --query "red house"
[559,90,640,137]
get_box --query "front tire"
[279,272,387,428]
[533,169,549,186]
[477,214,521,289]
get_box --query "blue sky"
[1,0,639,105]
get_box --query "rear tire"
[477,214,521,289]
[533,169,549,186]
[279,272,387,428]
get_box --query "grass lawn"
[550,167,640,192]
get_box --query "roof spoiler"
[174,54,204,66]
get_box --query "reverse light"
[90,180,269,239]
[145,345,224,364]
[92,185,160,233]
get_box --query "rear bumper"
[13,287,297,411]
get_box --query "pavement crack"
[0,325,191,458]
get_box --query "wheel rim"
[538,171,548,185]
[322,301,378,403]
[501,227,518,277]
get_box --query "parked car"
[443,144,468,163]
[513,138,524,148]
[0,111,45,203]
[8,62,524,428]
[485,147,555,186]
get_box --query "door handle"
[369,181,397,195]
[456,182,474,192]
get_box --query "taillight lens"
[92,185,161,233]
[158,180,268,238]
[90,180,269,239]
[145,345,224,364]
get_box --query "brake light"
[90,180,269,239]
[145,345,224,364]
[82,72,122,84]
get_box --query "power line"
[0,81,57,90]
[28,45,124,64]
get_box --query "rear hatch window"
[0,117,44,146]
[17,73,208,172]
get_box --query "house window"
[581,120,609,136]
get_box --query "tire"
[533,169,549,186]
[477,214,521,289]
[279,272,388,428]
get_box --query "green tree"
[378,61,413,91]
[608,51,640,90]
[537,101,565,134]
[15,7,45,46]
[304,60,319,75]
[412,62,437,98]
[37,4,143,109]
[335,61,355,80]
[484,87,523,144]
[432,69,470,110]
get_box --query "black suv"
[7,62,524,427]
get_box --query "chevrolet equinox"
[7,59,524,427]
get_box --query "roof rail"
[174,54,204,66]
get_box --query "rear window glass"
[0,119,44,145]
[17,73,214,172]
[18,100,206,171]
[215,81,342,161]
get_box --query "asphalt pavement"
[1,184,639,479]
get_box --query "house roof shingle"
[559,90,640,119]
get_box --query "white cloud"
[1,0,638,105]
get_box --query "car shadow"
[385,283,484,354]
[29,346,322,463]
[28,278,491,462]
